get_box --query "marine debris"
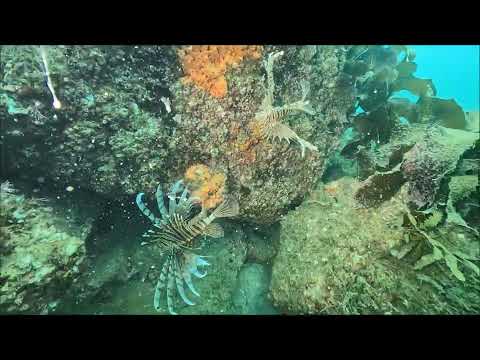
[38,46,62,110]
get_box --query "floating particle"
[160,97,171,113]
[66,186,74,192]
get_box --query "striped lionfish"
[136,180,239,314]
[255,50,318,158]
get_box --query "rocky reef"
[270,178,480,314]
[1,45,354,224]
[0,181,90,313]
[1,45,478,315]
[269,45,479,314]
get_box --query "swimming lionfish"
[136,180,239,314]
[255,50,318,158]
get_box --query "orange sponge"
[178,45,263,98]
[184,164,226,210]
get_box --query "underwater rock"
[62,245,133,308]
[1,45,354,224]
[354,125,479,210]
[416,97,466,130]
[401,126,478,209]
[270,178,405,314]
[0,182,89,313]
[271,177,480,314]
[168,45,354,224]
[172,231,248,315]
[445,175,479,233]
[233,263,277,314]
[245,224,279,264]
[354,165,405,207]
[1,45,181,198]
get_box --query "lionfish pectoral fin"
[153,280,163,312]
[269,122,298,145]
[153,258,170,312]
[193,269,207,278]
[168,180,184,216]
[155,185,169,218]
[203,222,224,238]
[136,193,162,224]
[196,256,210,267]
[182,269,200,297]
[297,137,318,158]
[166,259,178,315]
[175,260,195,306]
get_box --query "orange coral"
[178,45,263,98]
[184,164,226,210]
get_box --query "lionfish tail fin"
[211,197,239,219]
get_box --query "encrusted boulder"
[354,125,479,210]
[1,45,354,224]
[0,181,91,313]
[233,263,277,314]
[270,178,405,314]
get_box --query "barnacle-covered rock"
[245,224,279,264]
[1,45,354,224]
[445,175,479,232]
[170,45,353,224]
[270,177,480,314]
[233,263,277,314]
[270,178,406,314]
[1,45,181,196]
[401,126,478,209]
[354,125,479,210]
[0,181,91,313]
[176,234,248,315]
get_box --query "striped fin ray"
[136,193,162,225]
[182,260,200,297]
[153,257,170,312]
[174,257,195,306]
[166,256,177,315]
[168,180,184,216]
[155,185,169,219]
[209,197,239,221]
[265,106,294,123]
[203,222,224,238]
[175,187,194,218]
[265,122,298,144]
[285,99,315,115]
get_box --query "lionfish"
[136,180,239,314]
[255,50,318,158]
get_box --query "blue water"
[397,45,479,111]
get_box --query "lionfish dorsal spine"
[155,185,169,219]
[168,180,184,216]
[136,193,162,225]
